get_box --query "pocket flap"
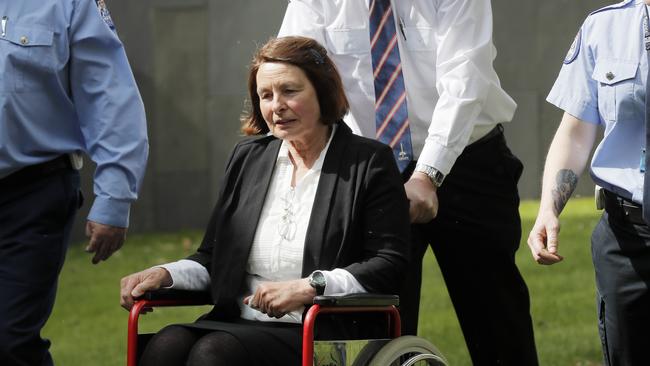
[1,25,53,47]
[592,59,638,85]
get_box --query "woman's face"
[256,62,325,143]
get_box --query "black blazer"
[188,121,410,319]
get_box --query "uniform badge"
[95,0,116,30]
[563,29,581,64]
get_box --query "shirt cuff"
[321,268,367,295]
[417,140,463,176]
[156,259,210,291]
[87,196,131,228]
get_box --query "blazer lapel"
[231,138,282,276]
[302,122,351,276]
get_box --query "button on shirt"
[547,0,648,203]
[278,0,516,174]
[0,0,148,227]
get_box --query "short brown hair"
[241,36,349,135]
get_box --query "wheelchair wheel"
[368,336,448,366]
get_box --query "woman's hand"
[243,279,316,318]
[120,267,172,311]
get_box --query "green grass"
[43,198,603,365]
[418,198,603,365]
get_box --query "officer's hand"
[85,221,127,264]
[404,173,439,223]
[120,267,172,311]
[527,211,564,265]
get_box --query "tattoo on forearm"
[551,169,578,215]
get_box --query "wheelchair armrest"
[303,293,401,365]
[135,289,211,304]
[127,289,211,366]
[313,293,399,307]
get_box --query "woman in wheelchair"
[120,36,411,366]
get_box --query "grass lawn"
[43,198,603,365]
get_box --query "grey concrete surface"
[70,0,616,241]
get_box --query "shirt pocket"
[401,26,435,89]
[325,28,370,55]
[403,26,434,52]
[0,25,55,92]
[592,59,638,122]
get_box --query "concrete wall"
[71,0,615,240]
[493,0,611,198]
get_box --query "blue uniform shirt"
[548,0,649,203]
[0,0,148,227]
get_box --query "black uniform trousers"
[594,194,650,366]
[0,164,80,366]
[400,126,538,365]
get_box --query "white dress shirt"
[278,0,516,174]
[159,125,366,324]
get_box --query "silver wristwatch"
[308,270,326,296]
[414,163,445,188]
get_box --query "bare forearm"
[549,169,579,215]
[539,113,597,216]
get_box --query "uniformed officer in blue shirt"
[528,0,650,364]
[0,0,148,364]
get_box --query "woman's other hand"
[120,267,172,310]
[243,279,315,318]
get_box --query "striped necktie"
[369,0,413,172]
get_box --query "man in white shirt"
[279,0,538,364]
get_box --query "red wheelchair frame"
[126,290,401,366]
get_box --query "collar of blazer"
[301,120,351,276]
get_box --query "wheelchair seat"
[126,290,448,366]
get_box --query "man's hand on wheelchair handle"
[243,278,316,319]
[120,267,173,311]
[404,173,439,223]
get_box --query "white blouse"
[159,126,366,324]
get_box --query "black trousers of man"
[593,195,650,366]
[400,127,538,365]
[0,162,80,366]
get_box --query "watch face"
[310,271,326,294]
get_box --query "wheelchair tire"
[368,336,448,366]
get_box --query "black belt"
[0,155,74,189]
[603,190,646,225]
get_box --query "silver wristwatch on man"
[414,163,445,188]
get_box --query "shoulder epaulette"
[589,0,634,16]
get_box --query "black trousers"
[0,167,80,366]
[400,128,538,365]
[592,206,650,366]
